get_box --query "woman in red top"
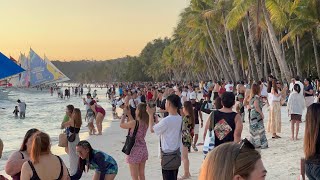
[218,82,226,97]
[146,89,153,102]
[90,101,105,135]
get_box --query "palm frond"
[226,0,255,29]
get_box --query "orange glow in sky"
[0,0,188,61]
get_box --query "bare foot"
[290,137,294,141]
[295,137,299,141]
[178,175,191,180]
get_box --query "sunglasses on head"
[235,138,255,160]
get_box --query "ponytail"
[31,133,42,163]
[30,132,51,164]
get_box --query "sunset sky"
[0,0,189,61]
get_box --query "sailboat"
[8,48,70,88]
[0,52,25,97]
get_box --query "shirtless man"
[236,81,246,98]
[213,81,221,100]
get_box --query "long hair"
[30,132,51,164]
[20,128,39,151]
[72,108,82,127]
[77,141,94,172]
[304,103,320,159]
[183,101,195,128]
[136,103,149,125]
[250,83,260,100]
[199,142,261,180]
[66,105,74,114]
[272,80,278,94]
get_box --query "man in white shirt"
[225,81,234,92]
[83,93,92,111]
[17,99,26,119]
[147,94,182,180]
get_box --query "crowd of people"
[1,76,319,180]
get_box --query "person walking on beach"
[249,84,268,149]
[147,94,182,180]
[120,103,149,180]
[213,81,220,101]
[190,92,202,152]
[303,103,320,180]
[199,140,267,180]
[304,78,315,108]
[90,101,105,135]
[17,99,26,119]
[203,92,243,148]
[267,80,282,139]
[63,108,82,178]
[20,131,70,180]
[5,129,39,180]
[180,101,195,179]
[75,141,118,180]
[287,84,305,141]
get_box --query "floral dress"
[182,116,193,148]
[249,95,268,149]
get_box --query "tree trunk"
[266,36,280,80]
[262,0,292,81]
[225,27,241,81]
[247,16,263,81]
[311,33,320,78]
[263,40,268,79]
[237,30,246,80]
[205,19,232,81]
[242,22,258,81]
[220,44,236,81]
[293,36,302,77]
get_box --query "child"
[236,94,245,123]
[13,106,19,118]
[86,109,96,135]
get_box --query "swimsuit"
[27,156,64,180]
[95,106,106,116]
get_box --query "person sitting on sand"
[74,140,118,180]
[20,131,70,180]
[303,103,320,180]
[199,140,267,180]
[5,128,39,180]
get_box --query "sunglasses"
[235,138,255,160]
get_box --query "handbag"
[68,121,76,142]
[161,148,181,170]
[160,121,182,170]
[58,130,68,147]
[203,111,216,158]
[122,120,139,155]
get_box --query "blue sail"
[29,49,54,86]
[19,53,30,87]
[0,52,25,80]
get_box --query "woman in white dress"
[267,80,282,139]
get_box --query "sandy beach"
[58,105,305,180]
[0,98,306,180]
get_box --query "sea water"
[0,87,113,170]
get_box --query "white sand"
[1,105,306,180]
[64,105,305,180]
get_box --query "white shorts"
[194,124,199,134]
